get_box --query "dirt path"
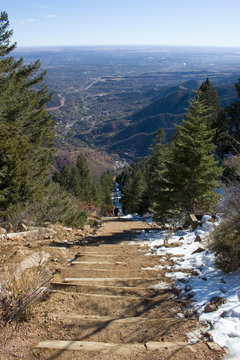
[33,217,224,360]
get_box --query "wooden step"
[75,253,116,257]
[71,261,125,265]
[36,340,195,353]
[50,282,163,296]
[69,268,158,272]
[64,277,156,282]
[63,277,157,287]
[61,314,191,323]
[51,290,142,300]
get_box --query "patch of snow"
[148,281,169,289]
[135,214,240,359]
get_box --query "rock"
[18,223,28,231]
[185,284,192,292]
[204,296,227,313]
[63,227,72,232]
[17,251,50,272]
[194,235,201,242]
[6,230,39,240]
[192,246,205,254]
[175,312,185,319]
[206,342,222,351]
[0,227,6,235]
[201,215,212,222]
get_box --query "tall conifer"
[0,12,55,218]
[154,90,221,220]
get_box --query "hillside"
[13,46,240,162]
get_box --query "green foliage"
[53,156,114,213]
[36,181,88,228]
[118,163,147,214]
[199,78,228,149]
[154,90,221,220]
[0,12,55,219]
[99,170,114,212]
[225,79,240,153]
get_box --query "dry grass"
[0,259,53,323]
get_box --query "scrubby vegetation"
[212,156,240,272]
[0,261,52,323]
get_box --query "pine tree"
[199,78,227,146]
[225,79,240,151]
[121,167,145,214]
[75,154,93,202]
[154,90,222,221]
[0,12,55,218]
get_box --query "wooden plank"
[50,282,158,291]
[62,314,190,323]
[36,340,193,353]
[51,291,141,299]
[75,253,116,257]
[71,261,125,265]
[64,277,156,282]
[36,340,145,353]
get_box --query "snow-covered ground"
[135,215,240,360]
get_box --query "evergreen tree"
[199,78,227,147]
[75,154,92,202]
[154,90,221,221]
[0,12,55,218]
[121,166,145,214]
[225,79,240,152]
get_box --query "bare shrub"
[212,156,240,272]
[0,258,53,323]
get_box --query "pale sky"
[1,0,240,47]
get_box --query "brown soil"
[0,217,226,359]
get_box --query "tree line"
[0,12,113,228]
[117,78,240,224]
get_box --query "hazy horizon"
[2,0,240,48]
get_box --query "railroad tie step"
[51,282,154,291]
[64,277,156,282]
[75,253,117,257]
[71,261,125,265]
[50,290,142,299]
[35,340,196,354]
[60,314,193,323]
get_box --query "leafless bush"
[212,156,240,272]
[216,155,240,220]
[0,259,53,323]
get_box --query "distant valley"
[14,45,240,168]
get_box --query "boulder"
[192,246,205,254]
[204,296,227,313]
[194,235,201,242]
[17,251,50,272]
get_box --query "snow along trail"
[134,214,240,360]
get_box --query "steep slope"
[101,81,199,157]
